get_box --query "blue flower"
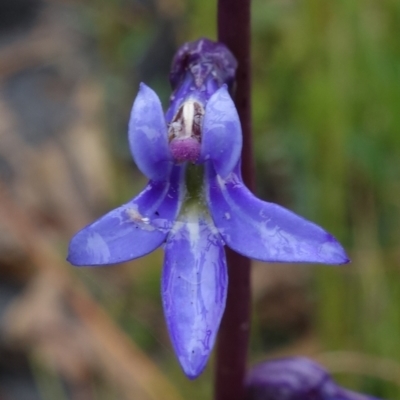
[245,357,381,400]
[67,39,349,379]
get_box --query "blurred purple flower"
[67,39,349,378]
[246,357,381,400]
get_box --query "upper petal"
[67,166,184,266]
[200,86,242,178]
[129,83,172,180]
[206,165,349,264]
[162,207,227,378]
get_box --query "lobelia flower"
[245,357,381,400]
[67,38,349,378]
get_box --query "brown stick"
[215,2,254,400]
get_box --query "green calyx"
[181,163,207,214]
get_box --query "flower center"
[168,100,204,163]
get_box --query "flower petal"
[162,208,227,378]
[67,166,184,266]
[246,358,380,400]
[245,357,333,400]
[200,86,242,178]
[129,83,172,180]
[206,166,349,264]
[338,389,381,400]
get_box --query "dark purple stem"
[215,2,254,400]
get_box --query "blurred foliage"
[250,0,400,398]
[1,0,400,399]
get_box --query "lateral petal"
[129,83,172,180]
[162,208,227,378]
[200,86,242,178]
[206,166,349,264]
[67,166,184,266]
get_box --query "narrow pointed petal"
[206,166,349,264]
[68,166,184,266]
[162,208,227,378]
[200,86,242,178]
[129,83,172,180]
